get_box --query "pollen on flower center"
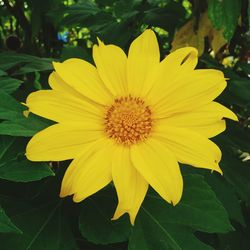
[104,96,153,146]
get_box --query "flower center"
[104,96,153,146]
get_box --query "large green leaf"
[0,91,51,137]
[208,0,241,40]
[79,187,131,245]
[0,114,51,137]
[113,0,140,19]
[216,132,250,204]
[0,77,23,94]
[129,214,213,250]
[0,52,54,73]
[143,2,186,36]
[228,79,250,104]
[205,174,245,226]
[95,20,133,47]
[0,90,25,121]
[0,197,78,250]
[128,174,232,249]
[62,0,100,26]
[0,205,22,234]
[0,69,7,76]
[0,136,54,182]
[143,174,233,233]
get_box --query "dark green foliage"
[0,136,54,182]
[79,188,131,244]
[208,0,241,40]
[0,205,22,234]
[0,0,250,249]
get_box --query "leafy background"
[0,0,249,249]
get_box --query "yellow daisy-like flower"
[25,30,237,225]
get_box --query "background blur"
[0,0,249,249]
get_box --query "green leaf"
[79,187,131,244]
[0,69,7,76]
[113,0,140,19]
[216,133,250,204]
[144,174,233,233]
[0,197,78,250]
[0,52,34,71]
[0,136,54,182]
[13,58,53,75]
[82,12,115,33]
[0,52,54,74]
[61,45,90,61]
[0,91,51,137]
[128,209,213,250]
[0,206,22,234]
[0,158,54,182]
[0,90,25,121]
[228,79,250,104]
[62,0,100,26]
[128,174,232,249]
[0,77,23,94]
[208,0,241,40]
[0,114,51,137]
[218,228,250,250]
[205,174,245,226]
[96,20,133,47]
[144,2,186,36]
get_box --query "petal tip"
[72,194,83,203]
[59,189,68,198]
[129,214,136,226]
[112,209,135,225]
[171,193,182,206]
[23,110,30,118]
[211,164,223,175]
[96,37,104,46]
[52,61,59,69]
[230,113,239,122]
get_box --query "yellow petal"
[53,58,113,105]
[163,46,198,71]
[112,146,148,225]
[26,90,103,123]
[127,29,160,97]
[60,139,104,197]
[157,101,238,138]
[145,47,198,101]
[49,71,90,100]
[153,69,227,117]
[26,123,104,161]
[93,41,127,96]
[154,126,222,173]
[131,138,183,205]
[192,120,226,138]
[68,140,114,202]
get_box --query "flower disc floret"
[104,96,152,145]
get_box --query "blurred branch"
[3,0,30,33]
[3,0,33,51]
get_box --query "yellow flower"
[25,30,237,225]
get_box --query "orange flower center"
[104,96,153,146]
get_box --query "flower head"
[25,29,237,225]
